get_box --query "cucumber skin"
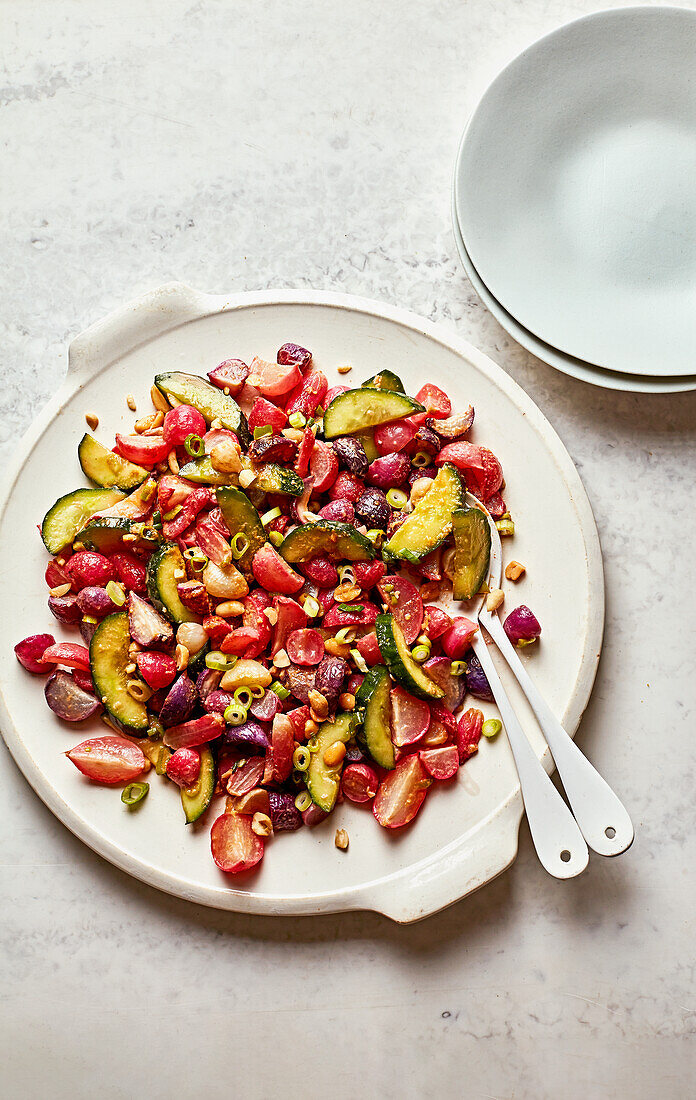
[281,520,376,563]
[306,713,356,812]
[323,388,425,439]
[181,747,215,824]
[355,665,395,770]
[146,543,198,624]
[361,370,405,393]
[452,506,491,600]
[41,487,126,554]
[89,613,149,732]
[155,372,251,447]
[382,464,464,563]
[375,614,444,702]
[215,486,266,575]
[78,434,147,491]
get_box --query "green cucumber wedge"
[361,369,405,392]
[78,434,148,491]
[383,463,464,563]
[90,613,149,733]
[181,747,215,824]
[357,431,379,463]
[146,542,199,623]
[155,371,251,447]
[216,486,266,575]
[375,615,444,702]
[306,712,356,812]
[452,506,491,600]
[323,388,424,439]
[79,517,161,554]
[178,456,303,496]
[281,520,375,563]
[42,488,126,554]
[178,456,232,486]
[355,665,395,769]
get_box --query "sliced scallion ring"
[224,703,248,727]
[231,532,250,560]
[261,506,282,526]
[184,433,205,458]
[121,782,149,807]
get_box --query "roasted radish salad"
[15,346,542,876]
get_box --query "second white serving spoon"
[471,494,634,857]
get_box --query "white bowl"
[0,285,604,922]
[455,6,696,378]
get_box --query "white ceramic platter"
[455,7,696,378]
[451,194,696,394]
[0,285,604,922]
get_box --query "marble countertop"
[1,2,694,1097]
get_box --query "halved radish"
[163,713,225,750]
[225,755,266,796]
[15,633,56,674]
[377,575,423,644]
[356,631,381,666]
[308,440,339,491]
[66,735,147,784]
[342,762,379,803]
[115,433,170,465]
[420,745,459,780]
[210,812,264,873]
[441,616,478,659]
[373,754,432,828]
[374,419,417,454]
[251,545,304,594]
[270,713,294,784]
[295,428,315,477]
[207,359,249,394]
[271,596,307,656]
[247,356,302,397]
[40,643,91,672]
[390,686,431,747]
[436,442,502,500]
[411,383,451,424]
[286,628,325,666]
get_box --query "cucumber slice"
[323,388,424,439]
[90,613,149,732]
[178,456,232,486]
[79,517,161,554]
[155,372,251,447]
[42,488,126,554]
[357,432,379,463]
[355,665,395,769]
[452,506,491,600]
[216,486,266,575]
[78,434,147,491]
[178,456,303,496]
[375,614,444,702]
[306,712,356,812]
[361,369,405,393]
[281,520,376,563]
[383,463,464,563]
[180,747,215,824]
[146,542,199,623]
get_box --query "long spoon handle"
[482,613,634,856]
[471,635,589,878]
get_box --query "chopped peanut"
[49,583,71,598]
[410,477,433,506]
[308,689,329,720]
[210,438,242,474]
[263,606,278,626]
[251,812,274,838]
[282,428,304,443]
[272,648,290,669]
[210,417,223,429]
[338,692,356,711]
[215,600,245,618]
[336,365,352,375]
[486,588,505,612]
[323,741,346,767]
[324,638,352,658]
[420,581,441,602]
[167,449,180,474]
[134,413,157,433]
[304,718,319,737]
[126,393,137,411]
[335,829,349,850]
[505,561,526,582]
[334,582,361,603]
[175,643,190,671]
[150,385,170,413]
[220,660,272,691]
[234,788,271,815]
[238,468,257,489]
[85,412,99,430]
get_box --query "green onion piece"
[141,526,159,541]
[269,530,284,547]
[335,626,356,644]
[151,510,163,530]
[148,716,165,740]
[350,648,368,673]
[288,411,307,429]
[366,529,384,546]
[155,748,171,775]
[231,532,250,560]
[206,651,237,672]
[184,546,208,571]
[271,680,290,701]
[261,506,282,526]
[496,519,515,537]
[249,684,265,699]
[499,512,511,521]
[482,718,503,739]
[234,686,253,710]
[121,781,149,806]
[163,505,182,521]
[306,737,319,753]
[386,488,408,509]
[224,703,248,727]
[81,615,98,625]
[184,433,205,458]
[337,564,356,583]
[411,644,430,663]
[293,746,311,772]
[338,603,363,613]
[303,596,320,618]
[253,424,273,439]
[411,451,432,468]
[450,660,467,677]
[295,790,312,811]
[517,638,535,648]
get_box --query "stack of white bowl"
[452,7,696,394]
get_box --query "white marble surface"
[1,2,695,1097]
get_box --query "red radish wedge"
[210,812,264,874]
[422,605,452,640]
[46,670,101,722]
[342,762,379,803]
[373,754,432,828]
[247,356,302,397]
[163,713,224,750]
[374,419,417,454]
[66,551,116,590]
[390,686,431,747]
[271,596,307,655]
[40,643,91,672]
[166,747,201,788]
[308,440,339,491]
[115,433,170,465]
[15,633,56,674]
[356,631,381,666]
[136,651,177,690]
[207,358,249,394]
[436,442,502,500]
[285,370,327,418]
[251,544,304,594]
[295,428,315,477]
[457,708,484,762]
[420,745,459,780]
[66,735,147,784]
[441,616,478,658]
[323,602,379,628]
[163,404,207,447]
[248,398,288,433]
[271,713,294,784]
[377,575,423,644]
[412,383,451,424]
[286,628,324,666]
[225,755,266,796]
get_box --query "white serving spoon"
[470,494,634,858]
